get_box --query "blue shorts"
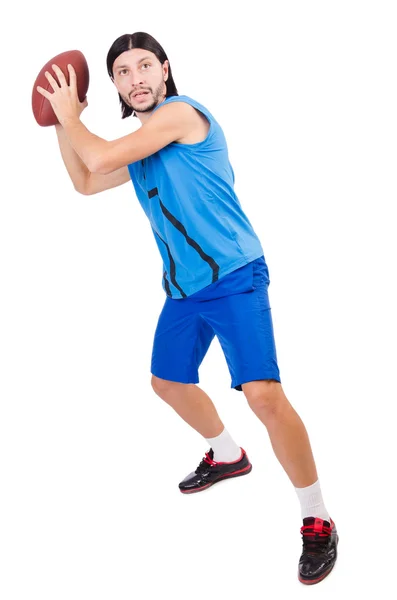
[151,256,281,391]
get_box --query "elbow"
[89,156,111,175]
[74,184,91,195]
[88,140,118,174]
[73,178,92,196]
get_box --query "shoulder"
[145,98,208,142]
[149,98,201,124]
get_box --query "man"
[37,31,338,584]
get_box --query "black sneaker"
[178,448,252,494]
[298,517,339,584]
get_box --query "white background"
[1,0,396,597]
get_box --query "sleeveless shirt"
[127,95,264,298]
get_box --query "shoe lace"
[300,523,332,555]
[195,452,218,474]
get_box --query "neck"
[137,110,155,125]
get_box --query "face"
[112,48,169,115]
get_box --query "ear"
[163,59,169,82]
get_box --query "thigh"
[151,297,215,384]
[201,280,281,390]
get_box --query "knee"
[151,375,179,400]
[243,380,285,418]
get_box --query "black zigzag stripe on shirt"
[148,187,220,284]
[163,271,172,297]
[154,230,187,298]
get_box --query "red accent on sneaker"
[203,452,217,466]
[300,518,333,537]
[218,463,251,478]
[209,448,245,466]
[314,518,324,533]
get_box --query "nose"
[129,69,145,87]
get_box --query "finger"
[44,70,60,91]
[36,85,52,100]
[67,64,77,91]
[51,64,67,87]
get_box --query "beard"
[123,81,166,114]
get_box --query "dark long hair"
[106,32,179,119]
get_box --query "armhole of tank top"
[127,162,135,180]
[165,97,214,148]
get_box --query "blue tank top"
[127,95,264,298]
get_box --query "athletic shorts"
[151,256,281,391]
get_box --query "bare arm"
[59,102,199,175]
[55,124,130,195]
[83,165,131,195]
[55,124,89,192]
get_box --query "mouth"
[132,90,150,100]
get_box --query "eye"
[119,69,128,75]
[141,63,151,70]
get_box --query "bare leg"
[242,380,318,488]
[151,375,224,438]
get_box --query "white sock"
[294,479,330,522]
[205,428,242,462]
